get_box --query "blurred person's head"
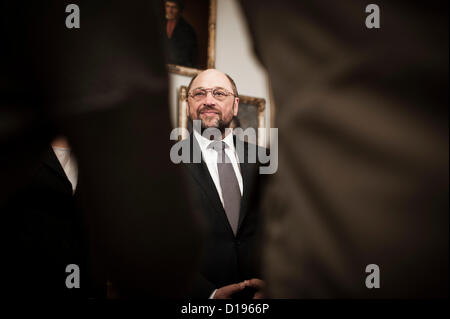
[165,0,183,20]
[186,69,239,135]
[51,137,70,148]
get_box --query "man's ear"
[186,100,190,119]
[233,97,239,116]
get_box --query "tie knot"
[208,140,226,153]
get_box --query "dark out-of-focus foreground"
[0,0,447,298]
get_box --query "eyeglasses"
[188,87,236,101]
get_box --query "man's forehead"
[191,70,233,90]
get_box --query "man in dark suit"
[164,0,198,67]
[4,139,94,298]
[178,69,265,298]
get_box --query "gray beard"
[200,100,235,134]
[200,116,232,134]
[190,100,235,135]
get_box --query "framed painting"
[164,0,216,77]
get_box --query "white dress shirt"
[52,146,78,194]
[193,129,243,205]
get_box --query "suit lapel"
[187,161,225,221]
[42,147,73,195]
[235,137,251,234]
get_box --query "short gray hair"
[187,72,239,96]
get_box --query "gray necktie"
[208,140,241,235]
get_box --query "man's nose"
[204,92,216,105]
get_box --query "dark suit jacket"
[240,0,448,298]
[4,147,94,298]
[1,0,203,297]
[180,134,264,298]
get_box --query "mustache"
[197,106,222,116]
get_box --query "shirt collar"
[193,129,235,153]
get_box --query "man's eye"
[215,90,226,96]
[194,91,205,97]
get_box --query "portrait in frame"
[177,86,268,147]
[164,0,216,77]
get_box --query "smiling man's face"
[187,69,239,132]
